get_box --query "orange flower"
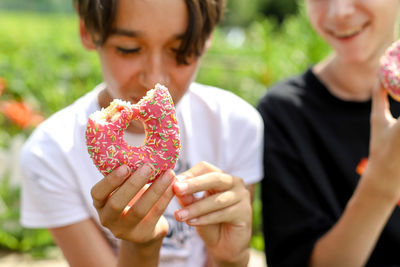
[0,100,44,128]
[0,77,6,97]
[356,157,368,176]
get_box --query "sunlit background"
[0,0,330,265]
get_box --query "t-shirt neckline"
[304,67,372,109]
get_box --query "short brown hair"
[74,0,225,64]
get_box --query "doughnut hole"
[123,120,146,147]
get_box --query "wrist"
[118,238,163,266]
[309,168,398,267]
[360,161,400,206]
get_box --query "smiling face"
[81,0,202,108]
[306,0,400,64]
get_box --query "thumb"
[371,84,388,119]
[370,84,391,135]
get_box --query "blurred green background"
[0,0,331,259]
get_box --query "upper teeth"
[334,25,363,37]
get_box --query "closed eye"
[116,47,141,55]
[169,47,181,57]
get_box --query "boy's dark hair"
[74,0,225,65]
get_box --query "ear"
[204,34,213,52]
[79,19,96,50]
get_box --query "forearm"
[50,219,118,267]
[310,171,398,267]
[206,248,250,267]
[117,239,163,267]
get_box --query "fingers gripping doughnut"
[86,84,181,181]
[379,40,400,101]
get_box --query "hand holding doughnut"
[86,84,181,181]
[379,40,400,101]
[378,40,400,206]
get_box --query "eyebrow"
[110,28,185,40]
[110,28,141,37]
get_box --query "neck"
[313,53,380,102]
[313,28,398,102]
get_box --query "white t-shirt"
[20,82,263,267]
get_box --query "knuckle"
[151,203,164,216]
[215,191,233,206]
[107,198,122,213]
[198,161,210,168]
[131,206,147,220]
[234,176,245,186]
[105,173,119,187]
[125,176,140,188]
[180,171,193,179]
[99,216,110,228]
[215,196,225,206]
[113,230,124,239]
[90,187,102,203]
[217,173,233,186]
[198,161,221,172]
[152,183,167,197]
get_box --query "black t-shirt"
[257,68,400,267]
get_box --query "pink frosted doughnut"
[86,83,181,181]
[379,40,400,101]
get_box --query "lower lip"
[128,97,140,103]
[334,25,367,42]
[335,31,361,41]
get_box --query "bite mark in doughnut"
[86,83,181,181]
[379,40,400,101]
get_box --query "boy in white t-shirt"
[20,0,263,266]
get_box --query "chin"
[335,48,373,65]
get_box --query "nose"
[328,0,355,19]
[139,51,170,89]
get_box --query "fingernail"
[177,209,188,220]
[140,163,155,177]
[176,173,189,181]
[116,165,129,178]
[188,218,198,224]
[176,175,186,182]
[175,182,188,193]
[161,169,174,182]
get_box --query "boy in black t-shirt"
[258,1,400,266]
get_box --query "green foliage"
[262,0,300,23]
[198,8,330,107]
[0,11,102,151]
[251,184,264,251]
[0,177,55,257]
[0,0,299,27]
[0,12,101,114]
[223,0,266,26]
[0,0,73,13]
[0,9,331,256]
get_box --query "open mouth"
[129,91,154,104]
[129,97,141,104]
[93,99,132,124]
[330,22,369,39]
